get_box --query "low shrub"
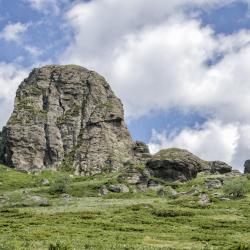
[49,174,70,194]
[223,178,247,198]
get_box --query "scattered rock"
[61,193,72,201]
[99,185,109,196]
[209,161,232,174]
[1,65,135,175]
[108,184,129,193]
[204,178,222,190]
[157,186,178,198]
[198,193,212,206]
[28,195,50,206]
[41,178,50,186]
[244,160,250,174]
[177,187,200,196]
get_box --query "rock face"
[1,65,134,175]
[146,148,232,182]
[244,160,250,174]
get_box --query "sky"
[0,0,250,171]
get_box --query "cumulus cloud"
[0,22,29,42]
[148,120,239,165]
[0,63,28,128]
[60,0,250,170]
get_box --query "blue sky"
[0,0,250,170]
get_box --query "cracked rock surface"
[1,65,134,175]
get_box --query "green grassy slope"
[0,164,249,250]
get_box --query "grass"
[0,163,249,249]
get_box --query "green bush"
[49,174,70,194]
[223,179,247,198]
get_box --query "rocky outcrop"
[1,65,135,175]
[209,161,232,174]
[146,148,209,181]
[244,160,250,174]
[146,148,232,182]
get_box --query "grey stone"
[99,185,109,196]
[198,193,211,205]
[2,65,135,175]
[41,178,50,185]
[108,184,129,193]
[244,160,250,174]
[204,178,222,190]
[157,186,178,198]
[28,195,50,206]
[61,193,72,201]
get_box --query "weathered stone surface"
[133,141,151,163]
[99,185,109,196]
[204,178,222,190]
[146,148,233,182]
[146,148,210,182]
[41,178,50,186]
[198,193,211,206]
[244,160,250,174]
[209,161,232,174]
[1,65,135,175]
[108,184,129,193]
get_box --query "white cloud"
[61,0,250,121]
[59,0,250,171]
[24,45,43,57]
[25,0,68,14]
[0,63,28,128]
[0,22,29,42]
[148,120,240,166]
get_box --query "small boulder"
[108,184,129,193]
[244,160,250,174]
[157,186,178,198]
[61,193,72,201]
[29,195,50,206]
[198,193,212,206]
[41,179,50,186]
[204,178,222,190]
[99,185,109,196]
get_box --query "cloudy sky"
[0,0,250,170]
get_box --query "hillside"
[0,163,249,250]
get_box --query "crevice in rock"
[42,73,53,167]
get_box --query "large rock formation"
[147,148,232,182]
[1,65,135,175]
